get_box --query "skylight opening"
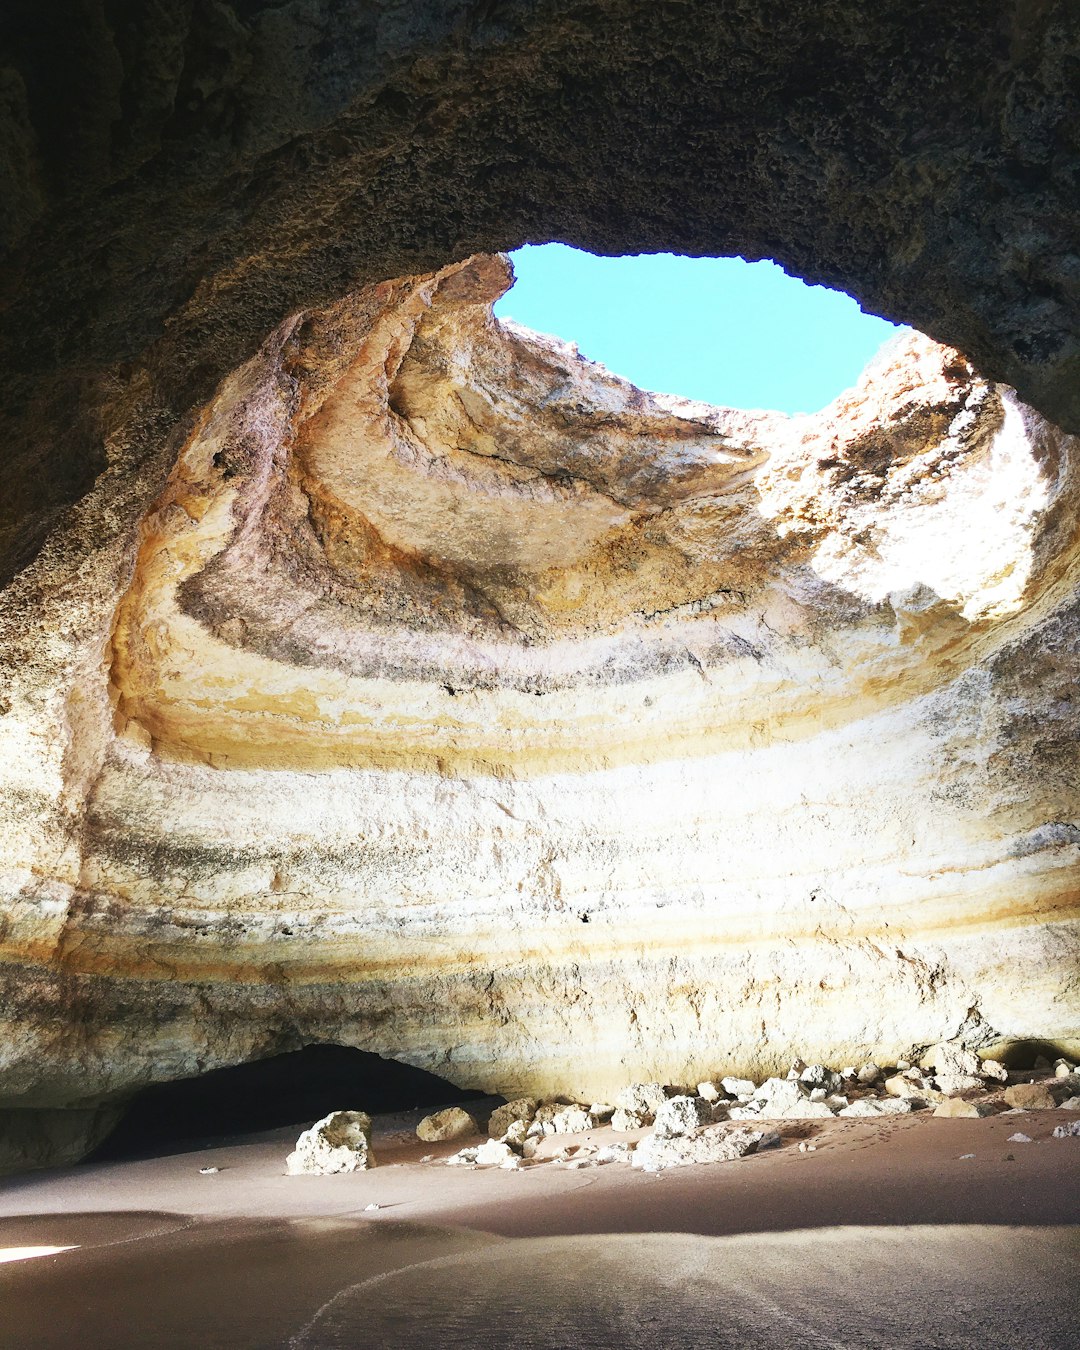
[494,244,906,415]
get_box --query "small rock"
[487,1098,537,1139]
[697,1081,721,1103]
[960,1153,976,1159]
[857,1063,882,1086]
[501,1119,530,1147]
[521,1138,540,1159]
[840,1067,857,1080]
[1054,1059,1075,1078]
[799,1065,841,1093]
[1003,1083,1056,1110]
[838,1098,913,1118]
[1057,1097,1080,1111]
[786,1058,808,1080]
[1052,1120,1080,1138]
[588,1102,615,1122]
[895,1059,911,1072]
[809,1088,827,1102]
[797,1140,817,1153]
[613,1083,669,1122]
[1007,1132,1032,1143]
[549,1106,595,1135]
[933,1072,985,1096]
[933,1098,994,1119]
[928,1043,983,1079]
[364,1203,381,1211]
[611,1107,651,1132]
[825,1094,850,1110]
[198,1166,220,1175]
[500,1155,524,1170]
[980,1058,1008,1083]
[286,1110,375,1175]
[474,1139,516,1166]
[416,1107,479,1143]
[592,1142,634,1164]
[720,1077,757,1100]
[654,1095,715,1139]
[632,1126,776,1172]
[884,1073,935,1101]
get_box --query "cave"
[0,3,1078,1345]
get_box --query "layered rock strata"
[1,253,1078,1166]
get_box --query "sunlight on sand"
[0,1244,79,1264]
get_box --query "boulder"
[549,1106,595,1135]
[933,1098,995,1119]
[653,1095,715,1139]
[838,1098,913,1117]
[932,1073,984,1096]
[416,1107,479,1143]
[611,1107,651,1132]
[720,1077,757,1099]
[632,1126,778,1172]
[474,1139,517,1166]
[1058,1097,1080,1111]
[614,1083,669,1121]
[488,1098,538,1139]
[1052,1120,1080,1138]
[927,1043,983,1078]
[799,1065,841,1093]
[1003,1083,1056,1110]
[286,1110,374,1175]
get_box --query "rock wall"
[2,255,1077,1135]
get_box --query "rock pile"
[439,1046,1080,1174]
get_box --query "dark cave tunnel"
[87,1045,491,1163]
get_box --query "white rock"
[654,1095,715,1138]
[446,1147,479,1165]
[475,1139,517,1166]
[800,1065,842,1093]
[487,1098,537,1138]
[549,1106,595,1135]
[980,1058,1009,1083]
[1054,1059,1075,1078]
[697,1081,721,1103]
[895,1059,911,1072]
[286,1110,374,1175]
[857,1063,882,1086]
[1052,1120,1080,1138]
[809,1088,827,1103]
[588,1102,615,1121]
[720,1077,757,1099]
[614,1083,669,1121]
[932,1072,985,1096]
[198,1166,219,1175]
[632,1126,777,1172]
[1057,1097,1080,1111]
[754,1077,808,1109]
[840,1067,857,1080]
[611,1107,651,1132]
[1007,1132,1032,1143]
[838,1098,913,1118]
[825,1094,850,1110]
[416,1106,479,1143]
[929,1043,982,1078]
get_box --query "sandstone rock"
[653,1096,715,1139]
[474,1139,517,1166]
[488,1098,538,1139]
[632,1126,777,1173]
[416,1107,479,1143]
[286,1111,374,1175]
[800,1066,842,1093]
[1052,1120,1080,1139]
[611,1108,651,1132]
[838,1098,914,1118]
[932,1073,985,1096]
[614,1084,669,1121]
[928,1043,983,1079]
[933,1099,995,1119]
[1003,1084,1056,1111]
[549,1107,595,1135]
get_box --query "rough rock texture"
[1,249,1079,1147]
[632,1126,777,1172]
[4,2,1080,596]
[416,1107,479,1144]
[286,1110,374,1175]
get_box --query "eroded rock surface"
[0,253,1078,1157]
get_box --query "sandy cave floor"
[0,1106,1078,1348]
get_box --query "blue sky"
[494,244,904,415]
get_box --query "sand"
[1,1106,1077,1347]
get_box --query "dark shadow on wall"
[86,1044,487,1162]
